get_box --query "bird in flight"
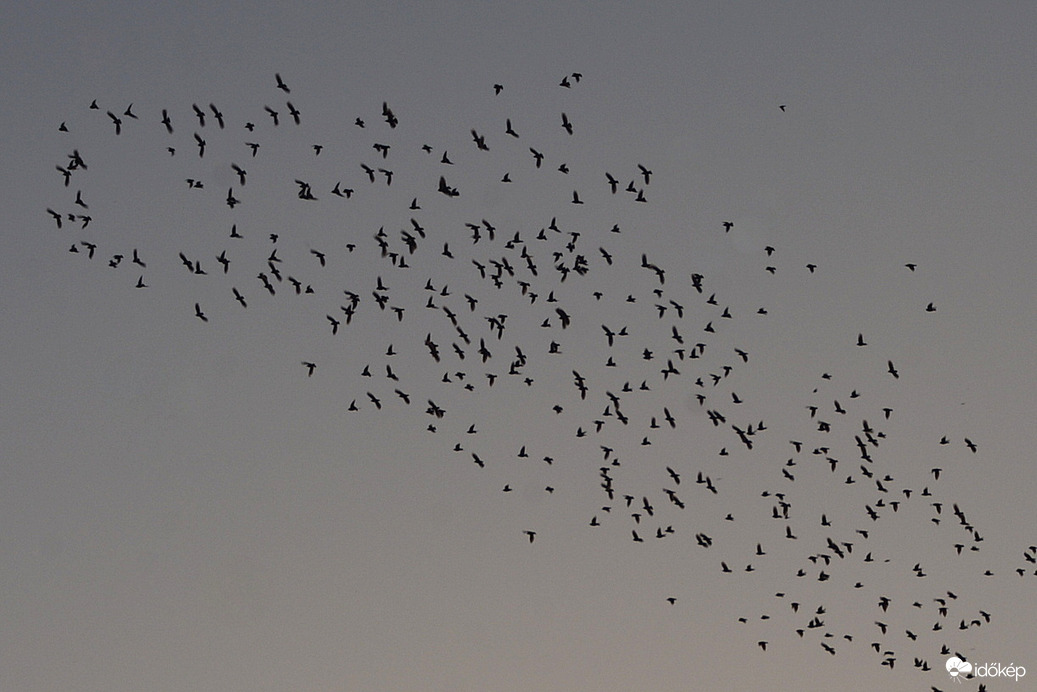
[106,110,123,135]
[438,176,459,197]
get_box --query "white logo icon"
[946,656,973,681]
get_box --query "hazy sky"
[3,3,1036,691]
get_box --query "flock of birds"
[47,72,1030,688]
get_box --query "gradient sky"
[3,3,1036,691]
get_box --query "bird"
[209,103,224,128]
[106,110,122,134]
[438,176,459,197]
[561,112,573,135]
[382,101,398,128]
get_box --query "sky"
[2,3,1036,691]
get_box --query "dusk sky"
[3,3,1036,691]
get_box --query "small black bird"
[106,111,122,135]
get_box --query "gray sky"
[3,3,1036,691]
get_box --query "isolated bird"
[561,112,573,135]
